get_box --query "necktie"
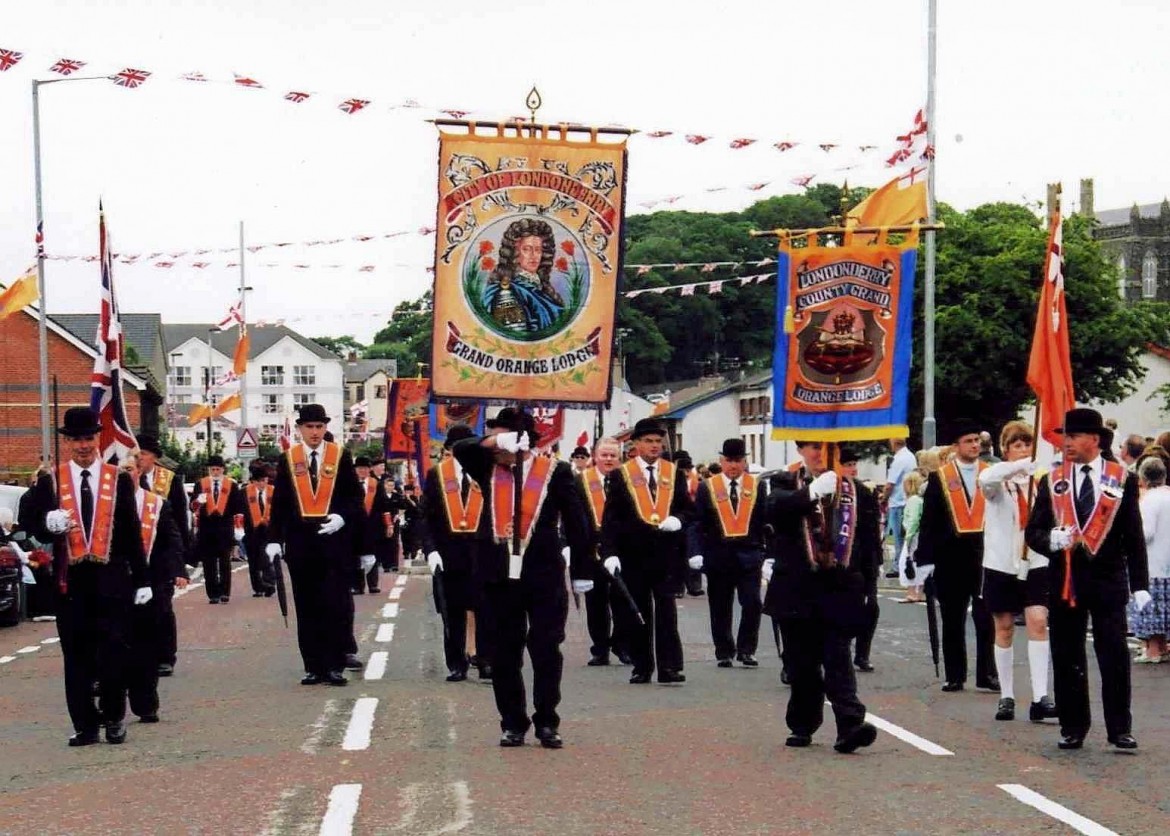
[603,475,610,497]
[139,474,149,491]
[80,470,93,541]
[213,480,220,506]
[258,489,266,516]
[460,471,471,503]
[730,478,739,513]
[1075,464,1095,527]
[310,451,319,490]
[647,464,657,500]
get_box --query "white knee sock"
[994,645,1014,700]
[1028,640,1049,700]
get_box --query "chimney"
[1046,183,1061,220]
[347,351,358,363]
[1079,178,1094,220]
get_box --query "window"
[293,365,316,385]
[213,432,222,442]
[171,366,191,387]
[760,396,771,419]
[261,424,280,438]
[203,366,222,384]
[210,393,221,408]
[374,385,387,399]
[175,394,192,405]
[355,383,365,401]
[293,393,315,408]
[263,394,283,414]
[195,431,206,442]
[1118,255,1128,299]
[1142,252,1158,299]
[261,365,284,386]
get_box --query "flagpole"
[922,0,938,449]
[238,220,250,443]
[206,328,215,457]
[31,80,51,466]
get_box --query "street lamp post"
[205,329,215,457]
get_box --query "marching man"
[578,437,633,666]
[190,454,247,605]
[242,462,276,597]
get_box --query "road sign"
[236,427,259,459]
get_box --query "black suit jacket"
[419,462,479,575]
[146,497,186,590]
[144,465,191,562]
[190,478,248,556]
[268,445,363,563]
[916,469,983,571]
[24,468,148,596]
[686,477,767,573]
[357,477,395,557]
[1025,468,1149,609]
[598,459,696,583]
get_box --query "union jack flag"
[0,49,23,72]
[215,300,244,331]
[233,74,263,88]
[285,91,311,103]
[646,131,673,138]
[790,175,815,188]
[685,134,709,145]
[90,208,138,462]
[35,222,44,259]
[339,98,370,114]
[774,141,797,152]
[440,109,468,118]
[50,58,86,75]
[729,138,755,149]
[112,68,151,88]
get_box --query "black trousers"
[584,576,632,658]
[353,563,380,593]
[1049,601,1131,739]
[157,585,178,666]
[706,566,762,659]
[56,586,130,733]
[245,535,275,594]
[935,566,994,685]
[483,573,568,733]
[285,552,351,674]
[127,594,167,718]
[625,572,683,676]
[778,616,867,738]
[200,545,233,601]
[380,533,401,571]
[854,578,880,663]
[437,569,485,673]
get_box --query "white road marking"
[395,574,408,587]
[16,646,40,654]
[446,698,458,744]
[375,623,396,643]
[319,783,362,836]
[0,656,16,664]
[40,637,60,644]
[865,711,953,756]
[998,784,1119,836]
[259,786,301,836]
[392,783,422,831]
[381,603,399,619]
[435,781,473,833]
[388,586,403,600]
[364,651,388,681]
[301,699,341,755]
[342,697,378,751]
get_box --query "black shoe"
[657,670,686,684]
[264,588,276,597]
[105,722,127,745]
[995,697,1016,721]
[976,676,1000,691]
[854,658,874,673]
[615,651,634,666]
[1108,733,1138,750]
[478,664,493,681]
[780,668,792,686]
[1029,696,1058,722]
[535,726,563,749]
[219,596,230,604]
[629,672,652,684]
[325,671,348,686]
[1012,613,1026,627]
[301,673,323,685]
[1058,734,1084,750]
[157,664,174,678]
[252,591,264,598]
[785,734,812,748]
[587,654,611,666]
[885,570,899,578]
[369,587,381,594]
[344,654,364,671]
[687,588,705,597]
[717,658,734,668]
[209,597,219,604]
[499,729,525,747]
[68,729,100,747]
[737,654,759,667]
[138,714,159,724]
[446,670,468,682]
[941,681,964,693]
[833,722,877,754]
[352,588,365,595]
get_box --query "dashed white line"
[394,574,408,587]
[998,784,1119,836]
[318,783,362,836]
[865,712,953,756]
[364,651,388,681]
[375,623,395,643]
[381,603,399,619]
[16,646,40,654]
[0,656,16,664]
[388,586,403,600]
[341,697,378,751]
[41,637,60,644]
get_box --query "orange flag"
[1025,208,1074,446]
[0,273,39,320]
[213,392,241,418]
[188,403,212,426]
[845,169,927,230]
[232,332,250,377]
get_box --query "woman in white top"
[1130,456,1170,662]
[897,470,926,602]
[978,420,1057,723]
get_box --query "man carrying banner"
[1025,408,1150,750]
[917,421,997,693]
[242,462,276,598]
[578,436,632,667]
[599,418,695,685]
[452,407,593,747]
[190,455,247,605]
[687,438,766,668]
[266,404,363,686]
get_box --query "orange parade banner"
[430,125,627,405]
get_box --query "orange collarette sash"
[139,490,163,560]
[708,473,756,538]
[362,477,378,515]
[939,461,988,534]
[491,455,555,553]
[1049,460,1126,556]
[287,442,341,518]
[619,458,675,526]
[200,477,234,516]
[246,483,273,527]
[57,462,117,565]
[150,465,175,499]
[580,466,606,530]
[438,458,483,534]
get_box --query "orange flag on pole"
[188,403,212,426]
[0,272,39,320]
[213,392,241,418]
[845,168,928,230]
[1025,207,1075,447]
[232,332,249,377]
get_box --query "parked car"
[0,544,24,627]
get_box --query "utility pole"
[922,0,939,448]
[205,329,215,457]
[238,220,251,439]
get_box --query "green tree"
[311,335,366,358]
[370,292,433,376]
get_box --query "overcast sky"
[1,0,1167,343]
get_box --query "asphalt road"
[1,564,1168,835]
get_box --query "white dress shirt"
[978,460,1047,575]
[1074,456,1103,504]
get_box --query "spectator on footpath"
[884,437,917,578]
[897,470,927,603]
[1121,434,1147,473]
[1131,456,1170,663]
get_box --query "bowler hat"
[485,407,538,445]
[137,434,164,457]
[296,403,330,425]
[631,418,665,440]
[249,462,269,479]
[950,419,983,443]
[354,456,372,468]
[206,454,225,468]
[837,445,860,464]
[1056,408,1107,437]
[720,438,747,459]
[444,423,475,448]
[570,446,590,459]
[58,406,102,438]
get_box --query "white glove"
[194,494,207,505]
[603,556,621,576]
[265,543,282,559]
[360,554,376,572]
[762,558,775,582]
[317,513,345,535]
[1049,527,1075,551]
[688,555,704,571]
[562,545,571,566]
[809,471,838,499]
[1134,590,1152,611]
[233,527,245,542]
[133,587,154,606]
[45,509,73,534]
[517,432,531,451]
[496,432,522,453]
[657,515,681,533]
[1007,458,1035,478]
[572,579,594,594]
[427,551,443,574]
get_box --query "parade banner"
[384,378,430,458]
[771,231,918,441]
[425,402,486,462]
[430,125,627,405]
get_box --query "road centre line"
[998,784,1119,836]
[395,574,408,587]
[375,623,395,643]
[0,656,15,664]
[364,651,388,681]
[864,711,953,756]
[388,586,403,600]
[41,636,60,644]
[380,603,399,619]
[318,783,362,836]
[16,646,40,654]
[341,697,378,751]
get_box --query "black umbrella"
[609,570,646,627]
[432,568,451,641]
[272,552,289,628]
[923,573,940,677]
